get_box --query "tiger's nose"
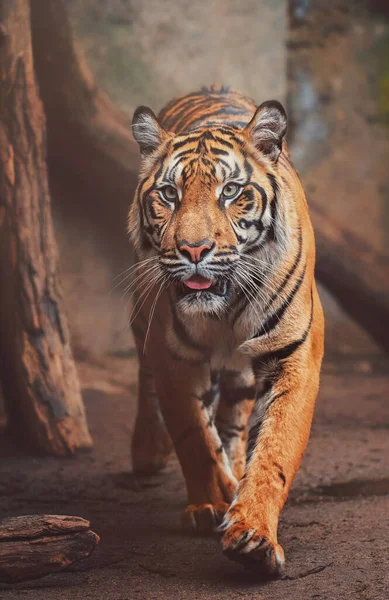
[177,239,214,263]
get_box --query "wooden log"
[311,201,389,354]
[0,515,99,583]
[0,0,92,454]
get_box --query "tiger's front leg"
[220,335,322,576]
[149,346,238,535]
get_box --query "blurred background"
[56,0,389,376]
[0,1,388,597]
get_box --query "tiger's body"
[128,86,324,576]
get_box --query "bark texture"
[0,0,92,454]
[0,515,99,583]
[311,202,389,354]
[30,0,139,260]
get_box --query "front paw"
[181,502,229,535]
[219,506,285,578]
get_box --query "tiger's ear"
[245,100,287,162]
[132,106,168,157]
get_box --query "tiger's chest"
[166,310,264,374]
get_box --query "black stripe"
[213,136,234,149]
[246,390,289,459]
[213,251,238,258]
[249,182,267,210]
[253,265,306,338]
[215,126,243,137]
[231,161,240,179]
[267,173,279,197]
[267,389,289,409]
[269,230,303,305]
[210,147,229,156]
[172,135,202,151]
[172,100,212,131]
[209,107,250,118]
[247,419,262,458]
[244,158,254,180]
[202,388,216,409]
[241,202,255,213]
[215,157,231,171]
[252,292,314,372]
[158,91,204,122]
[173,149,195,159]
[266,173,279,243]
[220,385,256,405]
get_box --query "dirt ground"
[1,350,388,599]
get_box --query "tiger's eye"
[162,185,178,202]
[222,183,240,199]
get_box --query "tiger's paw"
[181,502,229,536]
[219,508,285,578]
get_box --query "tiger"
[128,85,324,577]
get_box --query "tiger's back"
[158,85,256,133]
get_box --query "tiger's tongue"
[184,275,214,290]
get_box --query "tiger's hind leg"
[131,319,173,474]
[215,369,255,480]
[131,361,173,474]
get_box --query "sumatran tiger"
[128,86,324,577]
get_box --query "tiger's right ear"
[132,106,168,157]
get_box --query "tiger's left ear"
[245,100,287,162]
[132,106,169,157]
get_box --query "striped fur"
[128,86,324,577]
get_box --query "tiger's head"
[129,101,287,317]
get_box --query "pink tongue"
[184,275,213,290]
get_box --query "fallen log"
[0,515,99,583]
[0,0,92,454]
[311,202,389,354]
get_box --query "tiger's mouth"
[177,275,228,298]
[184,274,214,290]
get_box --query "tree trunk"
[0,0,92,454]
[30,0,139,263]
[311,202,389,354]
[0,515,99,583]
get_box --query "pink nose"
[178,240,213,263]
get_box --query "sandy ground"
[0,352,388,599]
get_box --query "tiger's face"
[130,101,287,316]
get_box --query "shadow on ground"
[0,354,388,599]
